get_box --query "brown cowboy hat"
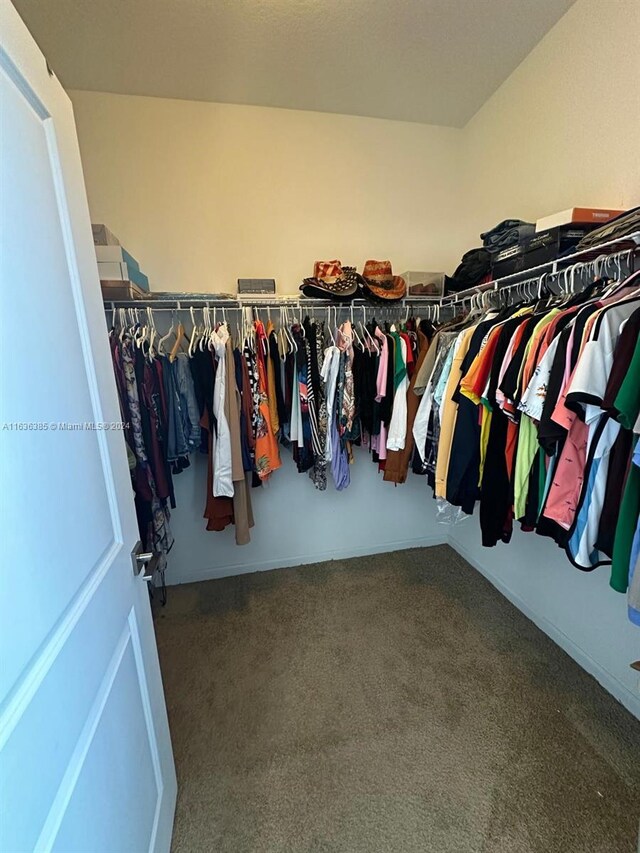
[300,260,363,301]
[362,260,406,302]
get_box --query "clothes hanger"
[157,309,176,355]
[325,306,336,347]
[199,306,209,352]
[209,307,218,349]
[118,308,128,342]
[134,306,149,350]
[145,307,157,360]
[109,303,117,335]
[348,306,364,350]
[187,306,199,357]
[287,306,298,353]
[169,317,186,362]
[276,306,287,359]
[128,307,139,338]
[256,307,268,355]
[359,306,378,354]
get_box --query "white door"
[0,3,177,851]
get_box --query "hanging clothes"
[249,321,282,481]
[384,322,432,485]
[422,267,640,625]
[109,334,176,582]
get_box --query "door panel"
[0,57,116,703]
[0,3,176,850]
[2,561,143,851]
[50,627,160,853]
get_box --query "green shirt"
[610,336,640,593]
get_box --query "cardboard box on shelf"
[92,223,120,246]
[535,207,624,233]
[97,261,149,291]
[100,280,149,301]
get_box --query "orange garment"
[254,321,282,480]
[460,325,501,403]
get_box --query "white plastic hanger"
[146,307,157,359]
[349,306,364,349]
[157,309,176,355]
[325,306,336,347]
[187,306,199,357]
[359,307,378,354]
[199,306,209,352]
[284,306,297,353]
[119,308,127,342]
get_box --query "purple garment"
[330,417,350,491]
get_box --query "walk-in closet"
[2,0,639,850]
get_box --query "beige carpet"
[154,545,640,853]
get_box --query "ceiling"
[13,0,576,127]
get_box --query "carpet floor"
[154,545,640,853]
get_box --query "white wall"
[451,518,640,720]
[168,451,446,583]
[70,91,463,294]
[459,0,640,246]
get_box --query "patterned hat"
[362,260,406,302]
[300,260,362,301]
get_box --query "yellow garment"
[434,325,476,499]
[478,405,492,485]
[511,311,560,518]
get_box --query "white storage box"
[400,271,445,298]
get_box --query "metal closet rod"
[442,231,640,306]
[105,296,448,312]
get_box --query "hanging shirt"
[321,345,341,462]
[211,327,234,498]
[611,337,640,593]
[435,325,476,499]
[413,332,458,465]
[251,321,282,479]
[387,336,410,452]
[628,439,640,624]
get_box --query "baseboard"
[448,536,640,721]
[168,534,448,585]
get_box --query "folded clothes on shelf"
[480,219,535,254]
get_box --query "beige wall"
[70,0,640,295]
[70,92,462,294]
[460,0,640,246]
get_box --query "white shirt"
[518,335,560,422]
[321,345,340,461]
[387,337,409,452]
[567,300,640,417]
[211,327,234,498]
